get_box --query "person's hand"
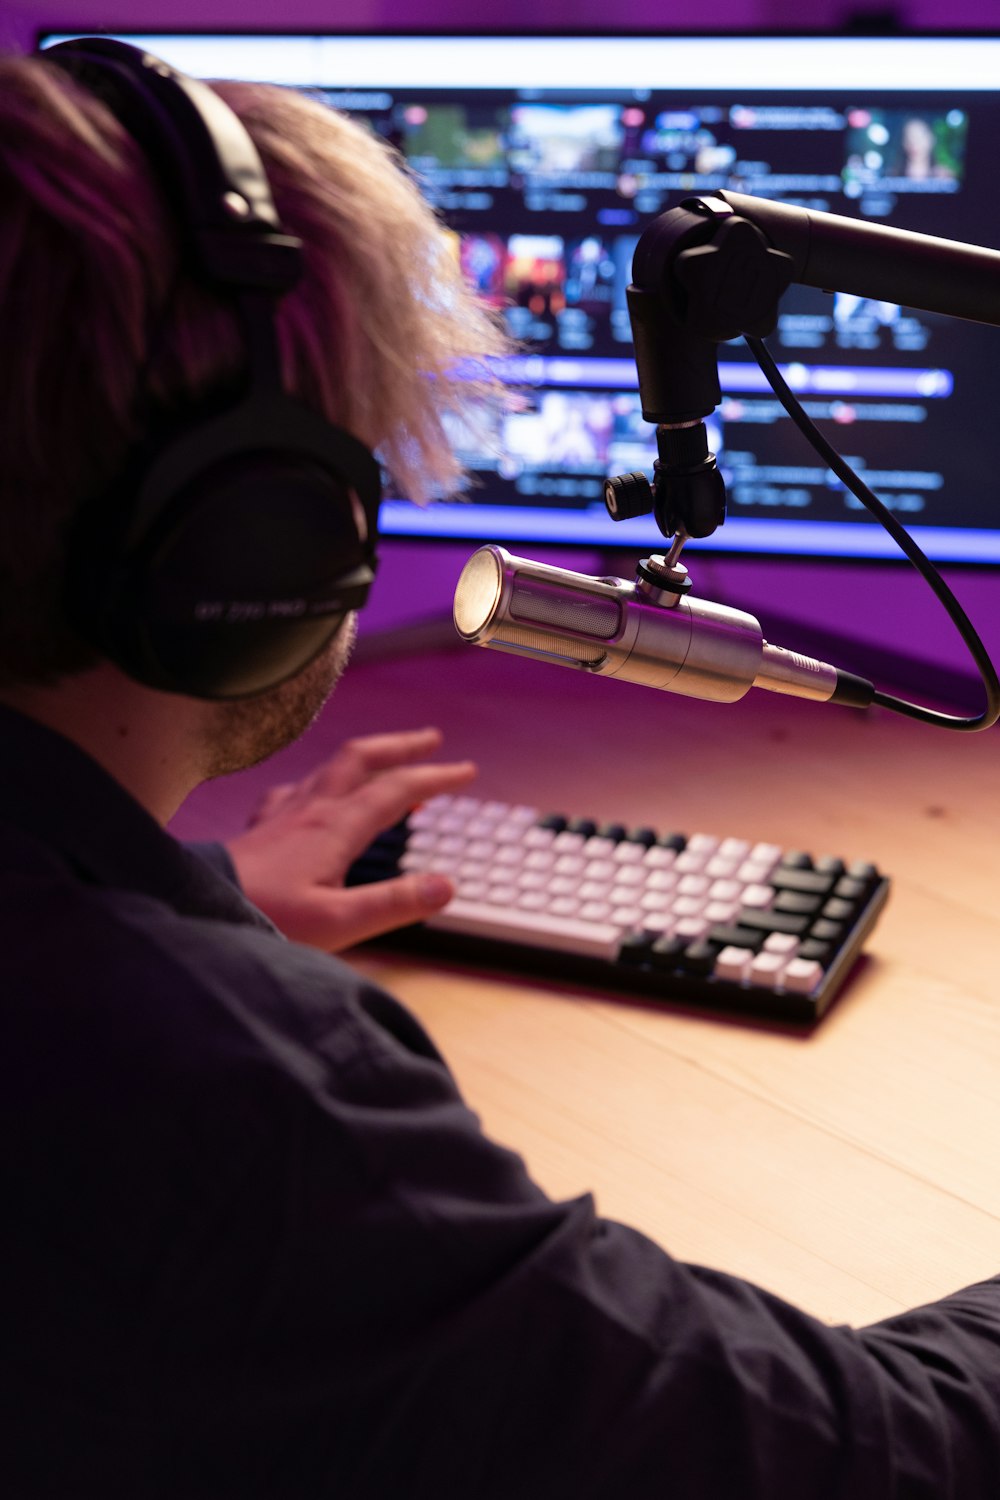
[225,727,476,951]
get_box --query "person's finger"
[247,781,299,825]
[293,871,456,951]
[228,760,479,903]
[342,726,445,770]
[305,728,447,797]
[331,760,478,848]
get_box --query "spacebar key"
[428,900,622,960]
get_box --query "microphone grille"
[511,577,622,639]
[489,620,608,664]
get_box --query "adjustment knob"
[604,471,653,521]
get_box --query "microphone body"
[454,547,870,708]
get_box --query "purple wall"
[8,0,1000,53]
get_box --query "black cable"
[745,334,1000,732]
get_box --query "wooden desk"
[172,640,1000,1330]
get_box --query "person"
[2,44,1000,1500]
[900,115,956,181]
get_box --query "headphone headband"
[46,38,302,290]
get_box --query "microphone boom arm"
[624,191,1000,547]
[718,189,1000,327]
[628,190,1000,430]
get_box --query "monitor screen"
[39,31,1000,564]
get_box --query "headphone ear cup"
[70,397,381,698]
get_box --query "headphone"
[43,37,382,700]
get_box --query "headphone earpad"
[70,397,381,698]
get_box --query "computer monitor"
[39,30,1000,566]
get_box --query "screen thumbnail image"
[501,390,616,473]
[396,102,508,172]
[843,107,968,192]
[460,233,508,304]
[563,236,617,310]
[643,110,737,175]
[508,104,623,178]
[504,234,566,316]
[473,232,639,344]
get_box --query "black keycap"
[770,868,837,897]
[354,848,396,873]
[619,933,654,966]
[657,832,687,853]
[651,935,686,967]
[822,897,856,922]
[346,860,391,886]
[798,939,833,964]
[707,923,765,953]
[774,891,823,916]
[779,851,814,870]
[371,827,408,855]
[814,856,846,877]
[681,940,718,975]
[567,817,599,837]
[390,823,412,846]
[847,859,879,881]
[738,908,811,937]
[538,813,568,832]
[628,827,659,847]
[834,876,867,901]
[596,821,626,841]
[811,918,846,943]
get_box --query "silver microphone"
[453,546,874,709]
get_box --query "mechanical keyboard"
[347,793,891,1023]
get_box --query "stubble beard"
[198,612,357,779]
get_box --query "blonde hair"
[0,55,508,681]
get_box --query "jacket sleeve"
[331,1175,1000,1500]
[150,944,1000,1500]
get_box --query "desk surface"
[172,636,1000,1330]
